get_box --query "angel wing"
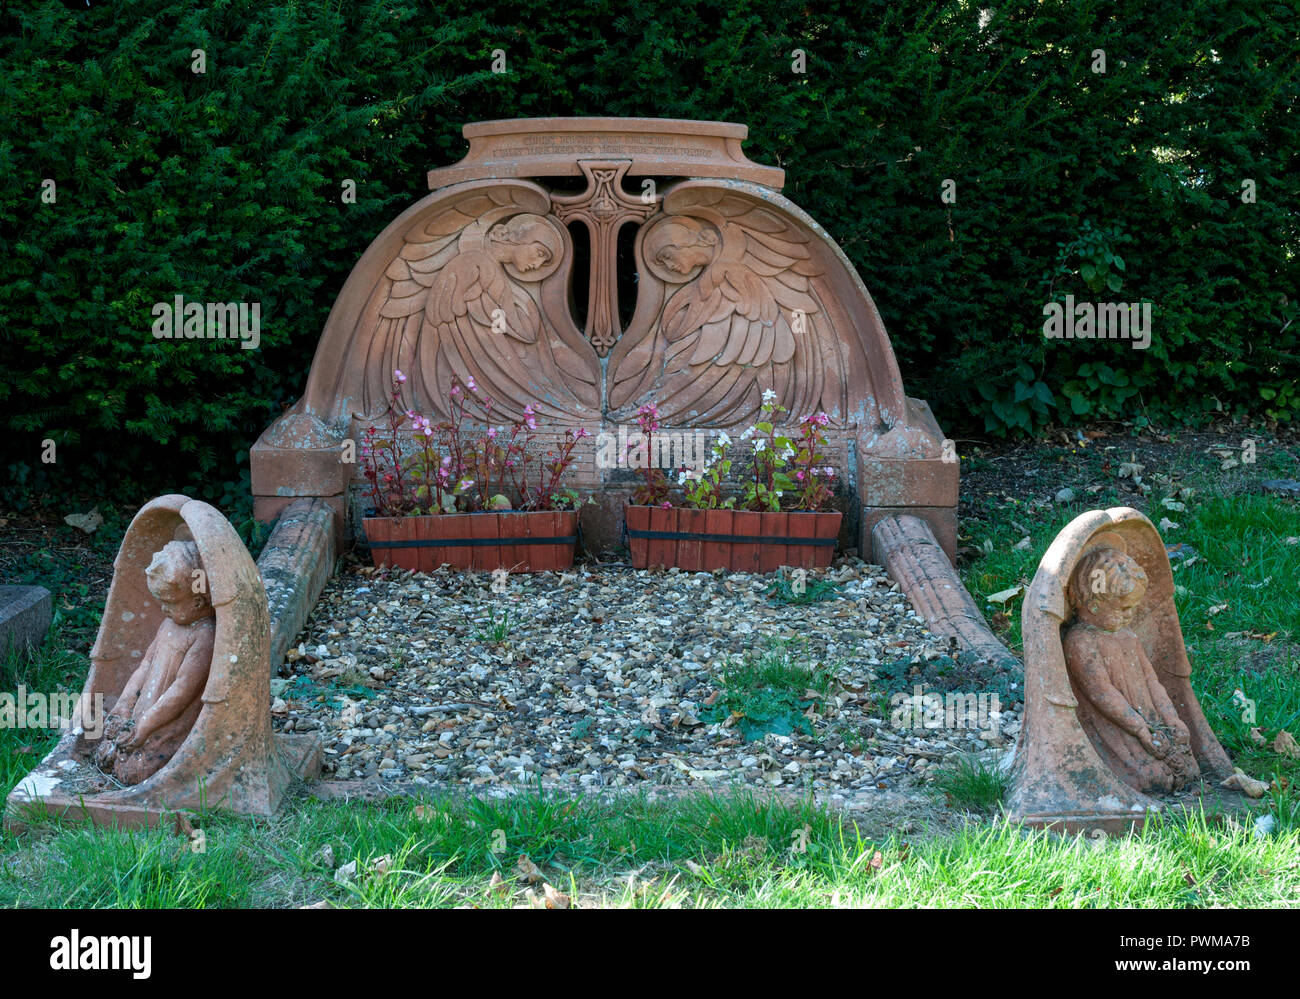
[356,186,599,422]
[611,187,850,427]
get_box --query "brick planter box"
[364,511,578,572]
[625,505,840,572]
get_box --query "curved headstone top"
[252,117,958,555]
[426,117,786,189]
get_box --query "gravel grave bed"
[273,558,1022,802]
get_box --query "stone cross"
[551,160,658,356]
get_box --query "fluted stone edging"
[872,514,1022,674]
[256,498,337,669]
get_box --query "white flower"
[754,439,766,452]
[740,427,755,441]
[677,471,688,485]
[780,447,795,461]
[716,431,732,447]
[761,389,777,403]
[774,490,783,498]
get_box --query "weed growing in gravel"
[931,755,1009,812]
[765,576,840,605]
[285,674,375,709]
[474,607,513,644]
[705,640,837,741]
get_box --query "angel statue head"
[643,216,720,279]
[144,540,213,626]
[487,214,560,276]
[1068,545,1148,633]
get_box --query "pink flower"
[450,385,461,396]
[394,369,407,384]
[660,501,673,509]
[795,471,805,481]
[466,376,477,391]
[441,456,451,467]
[422,426,433,438]
[575,427,591,439]
[487,427,498,439]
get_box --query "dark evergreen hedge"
[2,0,1296,502]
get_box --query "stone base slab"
[0,585,52,660]
[4,733,321,832]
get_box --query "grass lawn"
[1,428,1297,908]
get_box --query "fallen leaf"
[1118,461,1145,479]
[1273,731,1300,759]
[1158,517,1181,532]
[866,850,884,874]
[684,860,705,876]
[488,871,508,897]
[1249,727,1267,745]
[1207,603,1228,616]
[543,882,570,909]
[314,843,336,869]
[368,854,392,876]
[64,507,103,534]
[298,900,335,910]
[1012,536,1032,551]
[1220,770,1269,798]
[1162,497,1187,512]
[990,611,1011,634]
[173,812,195,839]
[516,854,545,884]
[334,860,358,885]
[987,584,1024,606]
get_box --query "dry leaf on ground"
[1220,770,1269,798]
[516,854,545,884]
[1273,731,1300,759]
[543,882,570,909]
[987,584,1024,606]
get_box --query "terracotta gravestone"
[1007,507,1235,832]
[5,495,321,828]
[251,118,956,556]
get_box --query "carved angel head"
[1068,544,1148,632]
[487,213,561,277]
[643,216,720,280]
[145,540,213,625]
